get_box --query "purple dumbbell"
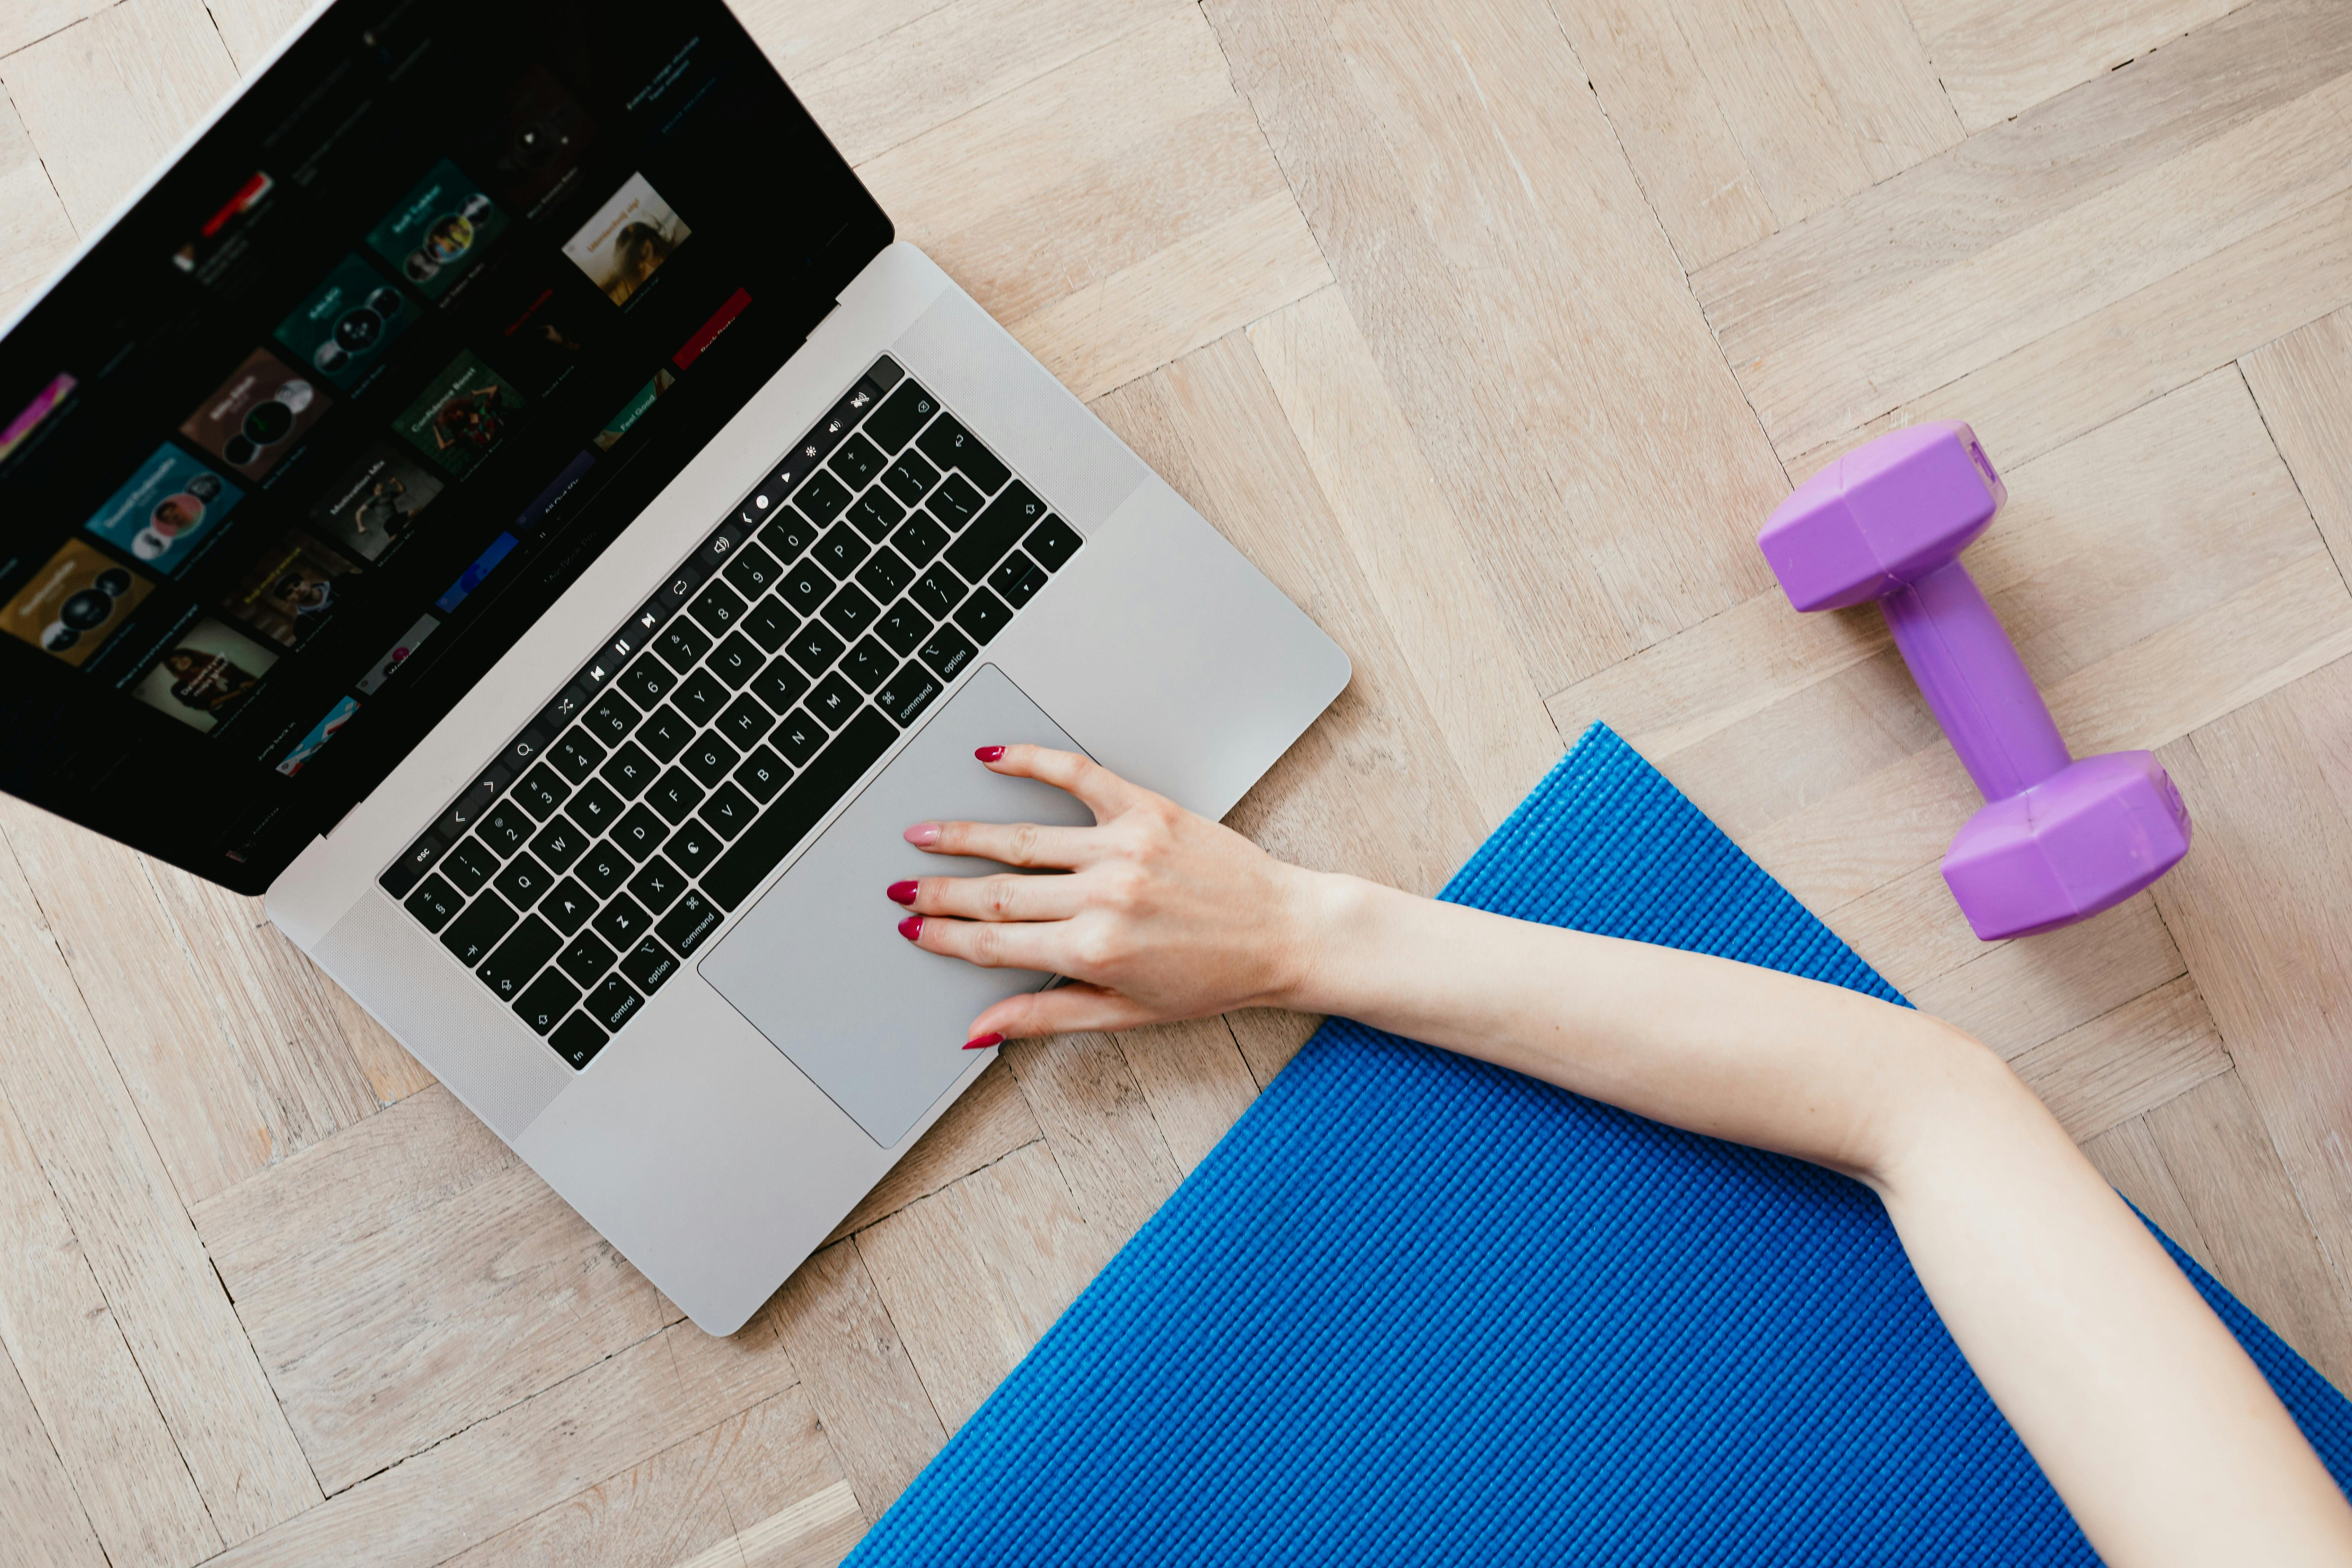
[1757,422,2190,940]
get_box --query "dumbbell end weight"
[1759,421,2191,940]
[1759,420,2005,612]
[1944,752,2190,940]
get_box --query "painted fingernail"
[886,879,918,906]
[964,1033,1004,1051]
[897,915,923,942]
[903,823,940,846]
[974,746,1006,763]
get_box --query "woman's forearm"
[1274,872,2352,1568]
[1881,1102,2352,1567]
[1276,873,1962,1181]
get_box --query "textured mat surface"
[847,724,2352,1564]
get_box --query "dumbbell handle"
[1881,560,2071,802]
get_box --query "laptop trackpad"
[697,665,1094,1147]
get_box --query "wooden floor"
[2,0,2351,1561]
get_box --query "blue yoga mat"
[848,724,2352,1564]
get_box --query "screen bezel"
[0,0,892,895]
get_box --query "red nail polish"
[898,915,923,942]
[974,746,1006,763]
[964,1033,1004,1051]
[887,880,918,906]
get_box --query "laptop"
[0,0,1347,1333]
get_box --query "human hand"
[892,745,1330,1046]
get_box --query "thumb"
[967,983,1157,1044]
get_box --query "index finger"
[978,744,1141,822]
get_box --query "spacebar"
[702,708,899,912]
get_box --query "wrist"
[1262,869,1384,1015]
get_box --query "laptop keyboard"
[376,355,1084,1070]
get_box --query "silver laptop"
[0,0,1345,1332]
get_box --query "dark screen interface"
[0,0,886,893]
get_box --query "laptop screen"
[0,0,888,893]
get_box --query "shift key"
[702,708,898,911]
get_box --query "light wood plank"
[1004,1032,1183,1239]
[1547,0,1776,269]
[1906,0,2253,132]
[0,812,317,1543]
[1568,368,2315,789]
[854,1140,1109,1432]
[145,862,383,1153]
[1010,193,1331,402]
[0,0,240,232]
[1664,0,1879,228]
[434,1414,741,1568]
[1225,1006,1323,1089]
[792,0,1186,164]
[1208,0,1786,691]
[1907,893,2182,1058]
[1778,0,1963,173]
[856,7,1290,326]
[0,84,77,321]
[1828,861,2001,996]
[1695,0,2352,456]
[207,1311,796,1568]
[1666,0,1958,232]
[2036,554,2352,756]
[0,799,358,1206]
[825,1058,1038,1244]
[1696,0,2352,341]
[203,1093,786,1512]
[1546,589,1890,768]
[2242,302,2352,571]
[1594,629,1937,845]
[204,0,316,74]
[1785,185,2352,482]
[0,1083,218,1568]
[696,1479,863,1568]
[222,1159,674,1495]
[2008,975,2230,1142]
[1249,286,1564,830]
[194,1088,672,1499]
[1735,64,2352,456]
[2083,1114,2217,1270]
[2143,1071,2352,1392]
[1114,1017,1260,1176]
[313,962,436,1104]
[2149,661,2352,1316]
[736,0,960,79]
[849,8,1330,399]
[438,1389,849,1568]
[0,1342,106,1568]
[665,1288,804,1422]
[769,1241,947,1522]
[0,0,108,61]
[191,1082,511,1272]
